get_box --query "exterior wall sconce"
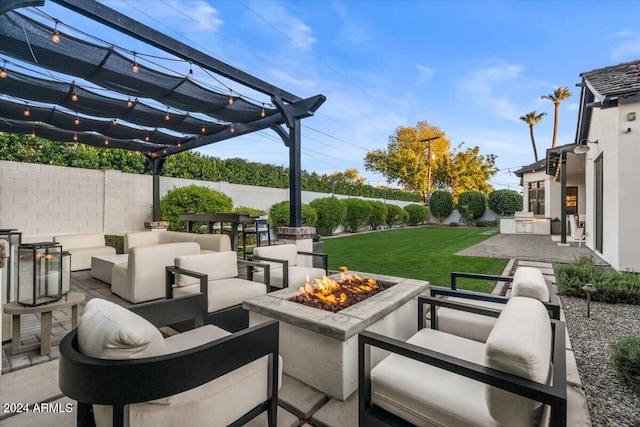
[627,112,636,121]
[574,139,598,155]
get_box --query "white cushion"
[78,298,166,360]
[252,244,298,268]
[436,297,504,342]
[54,233,106,249]
[174,251,238,287]
[511,266,549,302]
[253,265,326,288]
[371,328,499,427]
[484,297,552,427]
[173,278,266,312]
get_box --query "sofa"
[359,296,567,426]
[53,233,116,271]
[59,296,282,427]
[124,231,231,254]
[111,242,201,303]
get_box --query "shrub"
[105,234,124,254]
[367,201,388,230]
[611,335,640,389]
[401,209,410,224]
[160,185,233,232]
[449,222,459,227]
[385,204,405,227]
[404,203,429,226]
[555,256,640,304]
[269,201,317,228]
[429,191,453,221]
[458,191,486,220]
[488,189,522,216]
[474,219,498,227]
[233,206,266,216]
[310,197,347,236]
[343,198,372,232]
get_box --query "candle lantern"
[0,229,22,303]
[18,242,70,306]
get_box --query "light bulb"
[177,142,181,147]
[30,132,36,138]
[104,139,109,145]
[0,68,6,79]
[74,116,80,125]
[201,125,206,133]
[145,134,150,142]
[230,125,235,133]
[165,113,170,121]
[23,107,30,117]
[260,107,266,118]
[112,118,117,125]
[71,92,78,102]
[132,63,139,73]
[52,30,60,44]
[163,149,167,154]
[73,134,78,141]
[127,98,133,108]
[228,96,234,105]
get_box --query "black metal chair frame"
[241,218,271,257]
[429,271,561,322]
[249,250,328,288]
[165,259,270,332]
[359,295,567,427]
[58,294,280,427]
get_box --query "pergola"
[0,0,325,226]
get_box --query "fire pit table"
[243,271,429,400]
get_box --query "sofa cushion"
[162,231,197,245]
[253,244,298,269]
[484,297,551,427]
[67,245,116,271]
[511,266,549,302]
[435,296,505,342]
[194,234,231,252]
[174,251,238,287]
[371,328,498,427]
[54,233,106,249]
[174,278,266,312]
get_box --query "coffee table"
[91,254,129,284]
[3,291,85,356]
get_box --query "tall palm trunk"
[529,124,539,162]
[551,102,560,148]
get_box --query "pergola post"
[288,119,302,227]
[560,152,567,244]
[148,157,165,222]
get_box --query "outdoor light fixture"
[17,242,70,306]
[23,107,30,117]
[104,139,109,145]
[51,21,60,44]
[627,112,636,121]
[112,118,117,125]
[144,133,150,141]
[71,92,78,102]
[228,90,234,105]
[72,134,77,141]
[165,111,170,121]
[574,138,598,155]
[1,229,22,304]
[127,98,133,108]
[74,115,80,125]
[0,61,6,79]
[582,283,597,318]
[132,52,139,73]
[261,105,266,118]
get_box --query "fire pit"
[243,270,429,400]
[290,272,395,312]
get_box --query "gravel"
[561,295,640,427]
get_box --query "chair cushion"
[174,278,266,312]
[436,297,504,342]
[174,251,239,286]
[371,328,499,427]
[253,265,326,288]
[511,266,549,302]
[484,297,551,427]
[78,298,167,360]
[253,244,298,268]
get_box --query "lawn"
[322,226,508,293]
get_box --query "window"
[528,180,545,215]
[565,187,578,215]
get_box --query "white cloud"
[416,65,435,80]
[459,59,525,122]
[246,2,317,51]
[611,35,640,61]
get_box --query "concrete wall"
[0,161,414,242]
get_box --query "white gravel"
[561,296,640,427]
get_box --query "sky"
[14,0,640,192]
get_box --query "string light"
[201,125,206,133]
[73,134,78,141]
[164,110,170,121]
[145,133,150,142]
[132,52,139,73]
[112,118,117,125]
[0,60,6,79]
[51,20,60,44]
[188,62,193,77]
[74,115,80,125]
[30,131,36,138]
[71,91,78,102]
[260,104,266,118]
[228,90,234,105]
[104,139,109,145]
[127,98,133,108]
[23,106,30,117]
[163,149,167,154]
[230,125,235,133]
[177,142,181,147]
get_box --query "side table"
[3,291,85,356]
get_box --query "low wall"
[0,161,413,242]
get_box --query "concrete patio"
[1,233,594,426]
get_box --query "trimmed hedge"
[404,203,428,226]
[160,185,233,232]
[488,189,522,216]
[310,197,347,236]
[385,204,405,227]
[343,198,372,232]
[555,256,640,304]
[458,191,486,222]
[368,200,388,230]
[429,191,453,221]
[269,201,317,228]
[612,336,640,389]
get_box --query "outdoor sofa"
[58,295,281,427]
[123,230,231,253]
[53,233,116,271]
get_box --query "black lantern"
[18,242,70,306]
[1,229,22,339]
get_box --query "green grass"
[322,226,508,293]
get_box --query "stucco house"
[513,60,640,271]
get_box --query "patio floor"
[1,232,594,426]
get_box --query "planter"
[144,221,169,231]
[551,220,562,235]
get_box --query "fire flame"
[298,270,379,306]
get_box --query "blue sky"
[20,1,640,191]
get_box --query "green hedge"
[343,198,372,232]
[612,336,640,389]
[488,189,522,216]
[269,201,317,228]
[385,204,405,227]
[368,200,388,230]
[429,191,453,221]
[160,185,233,232]
[555,256,640,304]
[310,197,347,236]
[458,191,486,222]
[403,204,428,226]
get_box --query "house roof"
[514,159,547,178]
[581,60,640,105]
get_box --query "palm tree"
[519,111,546,162]
[541,87,571,148]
